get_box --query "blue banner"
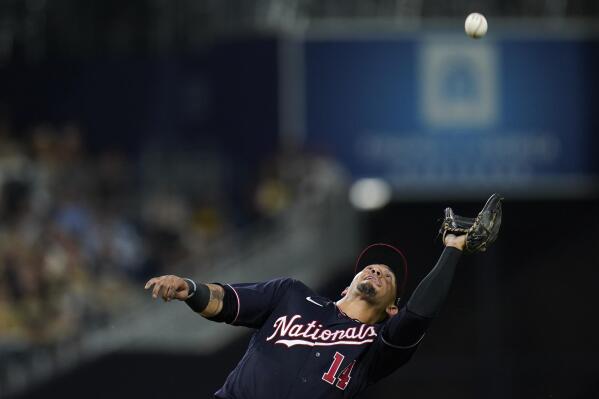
[304,35,599,198]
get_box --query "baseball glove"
[440,193,503,253]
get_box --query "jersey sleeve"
[365,307,431,382]
[205,277,297,329]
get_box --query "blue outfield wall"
[304,35,599,198]
[1,38,280,158]
[2,34,598,199]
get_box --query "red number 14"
[321,352,356,390]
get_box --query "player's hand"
[144,275,189,302]
[444,233,467,251]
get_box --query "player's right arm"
[144,275,224,318]
[144,275,297,328]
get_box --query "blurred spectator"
[0,121,146,346]
[254,148,348,219]
[0,118,251,348]
[0,117,347,356]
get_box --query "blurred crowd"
[0,118,237,347]
[0,116,347,349]
[0,120,148,345]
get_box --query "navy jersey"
[209,278,428,398]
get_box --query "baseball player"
[144,195,502,398]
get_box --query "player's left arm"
[391,192,502,338]
[381,234,465,347]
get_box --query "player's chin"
[357,281,378,298]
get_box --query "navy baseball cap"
[354,243,408,303]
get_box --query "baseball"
[465,13,488,39]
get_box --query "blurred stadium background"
[0,0,598,398]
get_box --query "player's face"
[354,264,397,306]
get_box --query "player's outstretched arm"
[382,195,502,349]
[144,275,224,317]
[444,233,466,251]
[405,233,464,318]
[380,234,465,348]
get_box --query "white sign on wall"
[420,39,499,129]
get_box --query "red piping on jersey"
[354,243,408,301]
[227,284,241,325]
